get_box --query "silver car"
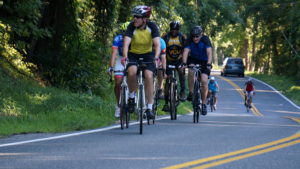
[221,57,245,77]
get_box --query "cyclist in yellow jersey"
[122,5,160,119]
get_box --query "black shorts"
[187,57,210,75]
[166,59,182,76]
[127,52,156,72]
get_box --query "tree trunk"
[212,44,218,66]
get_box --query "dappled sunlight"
[26,92,51,105]
[1,43,35,78]
[266,110,300,115]
[0,153,33,156]
[255,89,278,93]
[222,88,243,92]
[288,86,300,92]
[0,97,22,116]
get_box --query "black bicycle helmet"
[170,21,180,30]
[131,5,152,18]
[190,26,203,36]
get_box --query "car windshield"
[228,59,243,64]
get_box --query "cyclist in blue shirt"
[157,38,167,99]
[207,76,219,109]
[182,26,212,115]
[108,22,129,118]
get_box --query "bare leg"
[144,70,154,104]
[114,76,123,105]
[188,68,194,93]
[127,66,137,94]
[201,73,208,104]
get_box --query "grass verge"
[249,72,300,106]
[0,67,115,137]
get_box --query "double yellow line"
[163,117,300,169]
[219,76,263,116]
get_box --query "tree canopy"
[0,0,299,94]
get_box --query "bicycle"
[134,58,155,134]
[166,64,180,120]
[108,68,130,129]
[188,65,202,123]
[207,92,216,112]
[152,67,161,124]
[117,66,130,129]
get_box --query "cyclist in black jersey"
[162,21,187,112]
[182,26,212,115]
[122,5,160,119]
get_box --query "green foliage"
[1,0,300,98]
[0,66,115,136]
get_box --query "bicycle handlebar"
[187,64,202,69]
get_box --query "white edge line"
[0,115,172,148]
[251,77,300,110]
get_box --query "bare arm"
[153,37,160,59]
[123,36,132,59]
[161,53,166,70]
[207,47,212,64]
[109,48,118,67]
[182,48,190,64]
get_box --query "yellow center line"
[162,132,300,169]
[219,76,263,116]
[192,138,300,169]
[284,116,300,125]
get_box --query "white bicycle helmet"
[210,76,215,81]
[131,5,152,18]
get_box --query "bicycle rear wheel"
[120,86,127,129]
[246,98,250,113]
[193,80,200,123]
[152,80,159,124]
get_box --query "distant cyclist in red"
[244,78,255,108]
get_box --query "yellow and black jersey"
[163,32,186,61]
[125,21,160,54]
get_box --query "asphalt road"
[1,73,300,169]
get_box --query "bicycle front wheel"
[210,95,214,112]
[138,85,144,134]
[170,82,177,120]
[193,80,201,123]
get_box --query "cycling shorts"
[114,56,125,77]
[127,52,155,72]
[209,90,217,96]
[187,57,210,75]
[246,91,254,95]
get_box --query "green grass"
[0,61,193,137]
[0,67,116,137]
[249,72,300,106]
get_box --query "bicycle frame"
[189,64,202,123]
[116,63,130,129]
[167,64,179,120]
[131,58,155,134]
[208,91,216,112]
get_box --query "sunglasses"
[133,15,143,19]
[192,35,201,38]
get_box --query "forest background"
[1,0,299,93]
